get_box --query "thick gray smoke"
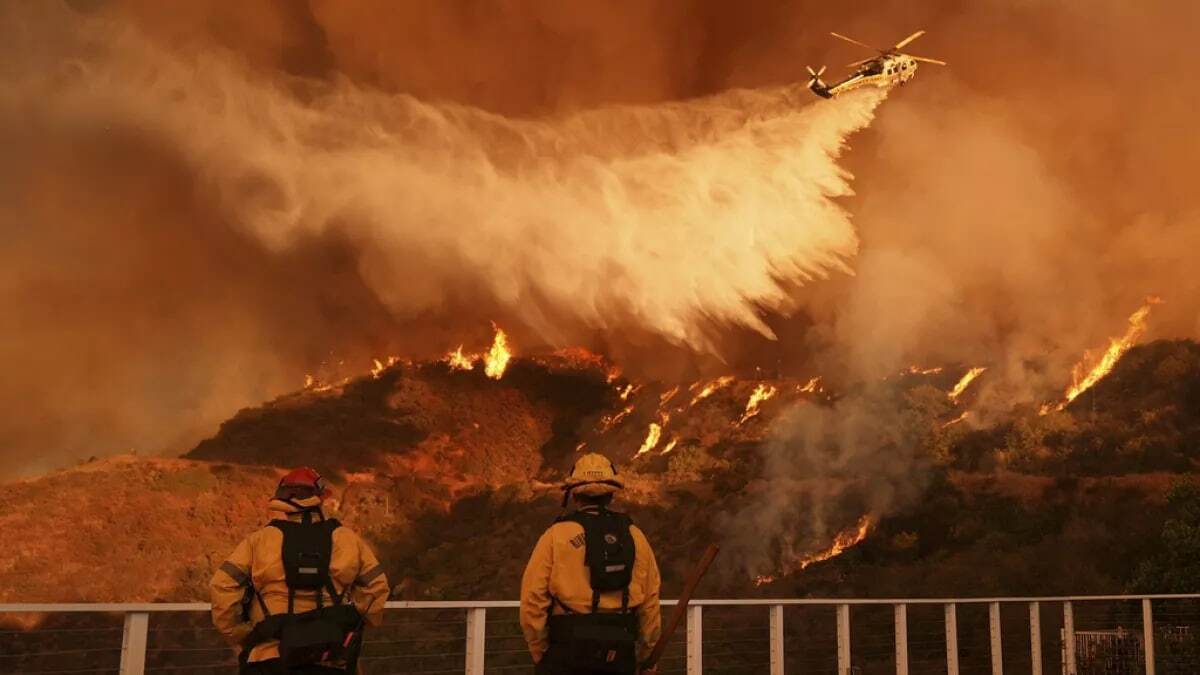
[717,384,934,578]
[1,3,884,474]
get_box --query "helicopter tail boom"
[806,65,831,98]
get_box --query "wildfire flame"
[738,383,778,425]
[793,515,872,571]
[689,376,735,406]
[659,385,680,407]
[302,373,338,393]
[907,365,944,376]
[1044,296,1162,413]
[948,367,986,402]
[661,437,678,455]
[941,411,970,428]
[798,376,822,394]
[600,405,635,431]
[483,327,512,380]
[445,345,475,371]
[371,356,400,379]
[443,325,513,378]
[635,422,662,456]
[618,384,638,401]
[756,515,873,586]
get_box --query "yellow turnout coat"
[210,498,389,664]
[519,506,662,664]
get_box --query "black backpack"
[547,508,640,672]
[240,517,366,671]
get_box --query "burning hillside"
[4,324,1199,604]
[9,1,1200,483]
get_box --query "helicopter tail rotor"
[806,64,827,86]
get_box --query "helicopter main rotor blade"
[830,32,883,52]
[845,57,875,69]
[910,55,948,66]
[893,30,926,50]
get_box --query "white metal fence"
[3,595,1200,674]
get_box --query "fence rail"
[3,595,1199,674]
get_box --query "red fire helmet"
[274,466,330,501]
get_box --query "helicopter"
[807,30,946,99]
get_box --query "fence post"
[119,611,149,675]
[989,601,1003,675]
[894,603,909,675]
[837,603,851,675]
[687,604,703,675]
[465,607,486,675]
[769,604,785,675]
[1063,601,1076,675]
[1030,601,1042,675]
[945,603,959,675]
[1142,598,1155,675]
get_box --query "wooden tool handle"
[642,544,720,670]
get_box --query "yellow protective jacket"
[210,498,389,664]
[519,507,662,664]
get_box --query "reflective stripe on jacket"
[209,498,389,663]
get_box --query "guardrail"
[3,595,1199,674]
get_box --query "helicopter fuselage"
[810,54,919,99]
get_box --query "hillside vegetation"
[2,340,1198,605]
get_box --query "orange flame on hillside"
[907,365,943,376]
[793,516,872,571]
[689,376,735,406]
[635,422,662,456]
[483,327,512,379]
[371,356,400,378]
[798,376,822,394]
[1042,297,1162,413]
[302,373,339,392]
[660,437,678,455]
[948,367,986,402]
[659,385,680,407]
[941,411,970,428]
[445,345,475,371]
[738,383,778,425]
[755,515,873,586]
[600,405,635,431]
[443,325,513,378]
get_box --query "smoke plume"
[1,2,883,474]
[3,0,1200,480]
[717,382,935,578]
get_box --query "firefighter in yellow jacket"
[520,453,662,675]
[210,467,389,674]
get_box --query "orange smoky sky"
[2,0,1198,475]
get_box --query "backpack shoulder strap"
[323,519,343,605]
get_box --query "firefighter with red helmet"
[210,467,389,674]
